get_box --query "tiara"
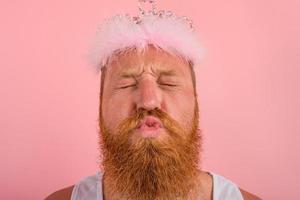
[90,0,203,71]
[134,0,194,30]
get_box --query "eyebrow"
[158,69,177,77]
[118,68,178,78]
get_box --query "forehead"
[106,46,191,78]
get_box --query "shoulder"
[209,172,262,200]
[239,188,263,200]
[44,185,75,200]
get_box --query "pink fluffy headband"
[89,0,203,71]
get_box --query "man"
[46,1,261,199]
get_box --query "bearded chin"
[99,107,202,200]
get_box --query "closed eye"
[118,84,137,89]
[159,82,177,87]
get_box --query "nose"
[135,77,162,111]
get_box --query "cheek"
[164,91,195,128]
[102,92,133,131]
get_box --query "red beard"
[99,106,202,200]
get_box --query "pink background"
[1,0,299,199]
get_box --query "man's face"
[100,46,196,142]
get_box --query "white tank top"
[71,171,244,200]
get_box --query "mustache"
[115,108,185,139]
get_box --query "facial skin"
[99,45,204,200]
[100,46,197,141]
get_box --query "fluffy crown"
[89,0,203,71]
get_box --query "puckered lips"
[135,116,163,138]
